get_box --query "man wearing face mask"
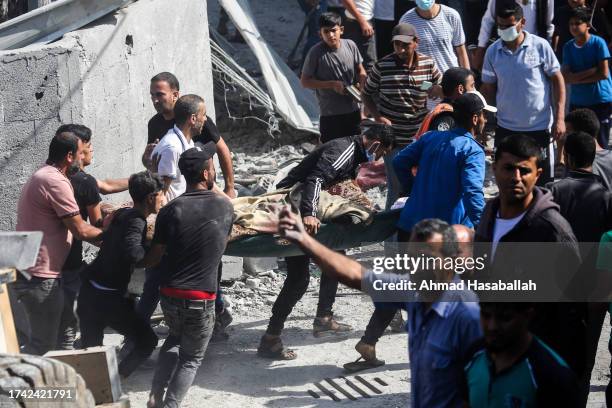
[257,125,395,360]
[399,0,470,73]
[11,129,103,355]
[481,2,566,186]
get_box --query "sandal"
[343,357,385,373]
[257,336,297,360]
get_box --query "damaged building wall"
[0,0,214,230]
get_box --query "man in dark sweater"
[257,124,394,360]
[141,144,234,408]
[546,131,612,404]
[475,135,584,384]
[76,171,164,377]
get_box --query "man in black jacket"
[257,124,394,360]
[475,134,583,382]
[77,171,164,378]
[546,131,612,405]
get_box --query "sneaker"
[312,316,352,338]
[389,310,405,333]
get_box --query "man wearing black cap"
[362,22,443,210]
[140,143,234,408]
[352,91,492,367]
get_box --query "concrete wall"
[0,0,215,230]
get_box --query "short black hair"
[174,94,205,126]
[479,302,535,313]
[128,171,163,203]
[569,6,592,24]
[411,218,459,258]
[150,72,180,91]
[319,12,342,28]
[48,130,80,165]
[494,133,543,166]
[566,108,600,139]
[565,131,596,168]
[453,108,484,130]
[363,124,395,147]
[182,158,211,184]
[56,124,92,143]
[441,67,474,97]
[496,0,523,20]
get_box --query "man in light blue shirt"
[274,212,482,408]
[481,2,566,185]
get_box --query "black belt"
[161,295,215,309]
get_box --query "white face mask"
[497,24,520,42]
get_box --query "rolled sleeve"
[477,0,496,48]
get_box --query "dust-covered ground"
[112,1,612,406]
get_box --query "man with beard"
[141,145,234,408]
[11,129,103,355]
[462,303,580,407]
[143,72,235,199]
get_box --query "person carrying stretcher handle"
[256,124,394,360]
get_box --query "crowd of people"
[8,0,612,407]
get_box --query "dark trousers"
[297,0,328,64]
[266,254,340,336]
[495,126,553,185]
[361,228,411,346]
[10,276,64,355]
[343,17,377,70]
[319,111,361,144]
[57,265,84,350]
[151,296,215,408]
[374,19,395,59]
[570,102,612,150]
[77,281,157,377]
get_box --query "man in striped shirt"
[362,22,442,208]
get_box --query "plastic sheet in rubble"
[217,0,320,133]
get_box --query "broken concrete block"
[265,296,276,305]
[243,257,279,275]
[221,256,243,281]
[245,278,260,289]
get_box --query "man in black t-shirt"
[76,171,165,378]
[57,124,129,350]
[140,145,233,408]
[143,71,236,199]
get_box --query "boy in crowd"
[553,0,611,62]
[77,172,164,377]
[300,12,367,143]
[562,7,612,149]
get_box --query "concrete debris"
[245,278,261,289]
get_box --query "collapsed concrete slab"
[0,0,214,230]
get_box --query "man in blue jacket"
[351,91,493,367]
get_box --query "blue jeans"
[297,0,328,63]
[151,296,215,408]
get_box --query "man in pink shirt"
[11,129,103,355]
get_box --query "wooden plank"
[96,396,130,408]
[46,346,122,404]
[0,283,19,354]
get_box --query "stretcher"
[224,209,401,258]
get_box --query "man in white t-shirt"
[342,0,376,69]
[152,94,205,201]
[399,0,470,73]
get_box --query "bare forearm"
[480,83,496,105]
[217,138,235,190]
[98,178,129,195]
[455,45,470,69]
[552,74,566,122]
[297,234,364,289]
